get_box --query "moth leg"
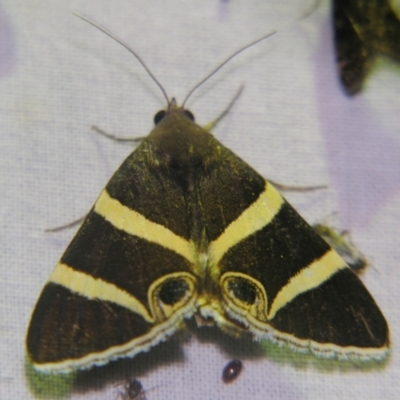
[203,85,244,131]
[269,179,327,192]
[45,216,86,232]
[91,125,145,143]
[298,0,321,21]
[46,126,143,233]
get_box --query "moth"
[222,359,243,383]
[333,0,400,94]
[26,15,389,374]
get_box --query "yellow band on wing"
[49,263,155,322]
[94,190,195,264]
[268,250,348,320]
[209,183,284,265]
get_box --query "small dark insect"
[333,0,400,94]
[115,379,147,400]
[312,223,367,274]
[222,359,243,383]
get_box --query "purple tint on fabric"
[217,0,230,22]
[313,15,400,228]
[0,2,15,77]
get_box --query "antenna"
[182,30,276,107]
[73,12,170,106]
[74,12,276,110]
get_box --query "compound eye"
[154,110,166,125]
[184,109,195,121]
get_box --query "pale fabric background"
[1,0,400,399]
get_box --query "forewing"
[26,142,199,372]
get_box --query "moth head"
[154,99,195,125]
